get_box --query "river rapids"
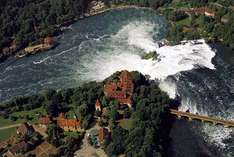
[0,8,233,157]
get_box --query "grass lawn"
[118,119,132,130]
[0,107,46,127]
[64,131,81,138]
[0,116,25,127]
[0,127,16,142]
[66,109,78,119]
[168,0,191,9]
[175,17,191,26]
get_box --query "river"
[0,8,233,157]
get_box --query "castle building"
[104,70,134,108]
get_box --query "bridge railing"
[169,109,234,128]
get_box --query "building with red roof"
[38,115,51,128]
[184,7,215,18]
[4,141,28,157]
[16,123,34,137]
[104,70,134,108]
[56,114,80,132]
[95,99,102,111]
[38,113,81,132]
[98,127,109,143]
[44,37,54,46]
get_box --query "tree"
[104,72,170,157]
[46,98,60,117]
[43,89,56,101]
[77,104,88,119]
[105,126,128,156]
[47,123,62,146]
[109,107,119,121]
[10,115,17,121]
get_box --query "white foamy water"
[76,20,234,149]
[202,124,232,148]
[159,80,177,98]
[79,39,215,81]
[116,21,159,52]
[178,94,234,148]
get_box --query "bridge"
[169,109,234,128]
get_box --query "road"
[0,124,21,130]
[74,123,107,157]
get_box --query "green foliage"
[0,127,17,142]
[167,11,188,22]
[163,1,234,50]
[142,51,159,60]
[60,132,84,156]
[105,72,170,157]
[1,71,171,157]
[47,123,63,146]
[105,0,172,8]
[130,71,147,86]
[105,126,128,155]
[0,0,91,61]
[109,107,119,121]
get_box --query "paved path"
[0,124,21,130]
[74,124,107,157]
[32,124,48,138]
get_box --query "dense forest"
[103,0,172,8]
[1,0,233,61]
[163,0,234,49]
[103,72,171,157]
[0,71,172,157]
[0,0,91,62]
[0,0,171,62]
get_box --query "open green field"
[175,17,191,26]
[66,109,78,119]
[167,0,191,9]
[118,119,132,130]
[64,131,81,138]
[0,116,25,127]
[0,127,16,142]
[0,107,46,127]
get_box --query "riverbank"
[0,4,151,63]
[1,1,233,63]
[159,1,234,48]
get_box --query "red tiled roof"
[57,118,80,128]
[0,142,7,149]
[44,37,54,45]
[5,137,17,145]
[38,116,51,125]
[104,70,134,107]
[58,113,65,118]
[9,141,27,155]
[184,7,215,17]
[120,70,133,82]
[31,141,58,157]
[95,99,101,107]
[17,123,32,136]
[98,128,109,142]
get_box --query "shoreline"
[84,5,152,17]
[0,3,231,63]
[0,5,152,63]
